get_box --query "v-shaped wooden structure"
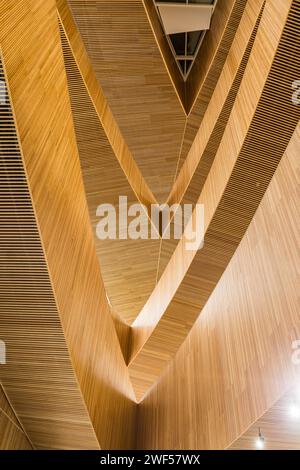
[0,0,299,450]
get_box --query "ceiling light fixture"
[288,403,300,419]
[255,428,265,450]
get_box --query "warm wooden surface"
[0,383,20,429]
[57,0,156,212]
[230,386,300,450]
[137,121,300,449]
[0,412,32,450]
[0,0,299,451]
[142,0,185,109]
[66,1,248,202]
[129,0,299,401]
[67,0,186,202]
[0,0,137,449]
[0,33,100,449]
[158,0,265,280]
[58,7,160,324]
[0,384,32,450]
[178,0,247,173]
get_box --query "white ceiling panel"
[157,4,213,35]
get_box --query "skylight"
[154,0,217,79]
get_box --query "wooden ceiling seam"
[0,408,33,448]
[0,409,33,450]
[0,382,35,447]
[186,0,248,114]
[142,0,187,114]
[154,116,188,285]
[0,398,25,436]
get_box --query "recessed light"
[288,403,300,419]
[256,428,265,450]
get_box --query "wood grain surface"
[137,121,300,448]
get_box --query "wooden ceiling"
[129,0,300,401]
[56,0,249,325]
[58,1,160,324]
[0,0,299,450]
[137,120,300,449]
[0,383,32,450]
[67,0,186,202]
[0,0,136,449]
[0,46,100,449]
[158,0,264,280]
[230,385,300,450]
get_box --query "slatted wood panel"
[137,121,300,449]
[230,386,300,450]
[142,0,185,108]
[57,0,157,213]
[59,19,160,324]
[0,384,32,449]
[129,0,300,401]
[157,0,265,280]
[0,413,32,450]
[175,0,248,174]
[0,383,20,429]
[67,0,186,202]
[0,0,137,450]
[0,47,99,450]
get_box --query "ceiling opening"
[154,0,218,79]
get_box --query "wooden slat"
[137,120,300,449]
[129,0,300,401]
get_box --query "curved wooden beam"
[177,0,248,170]
[58,15,161,324]
[66,0,186,202]
[129,0,300,401]
[137,122,300,449]
[57,0,157,211]
[142,0,186,110]
[157,0,265,280]
[0,48,99,449]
